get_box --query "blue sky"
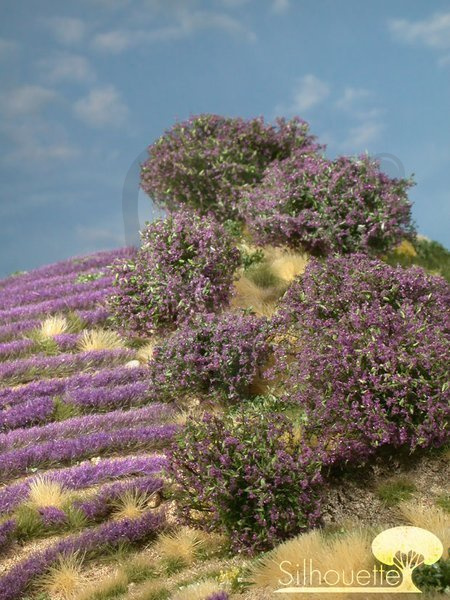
[0,0,449,277]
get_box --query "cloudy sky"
[0,0,449,277]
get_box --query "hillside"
[0,243,448,600]
[1,113,449,600]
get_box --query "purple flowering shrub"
[108,211,241,336]
[273,254,450,462]
[242,153,415,255]
[148,312,271,403]
[141,114,321,221]
[168,410,323,552]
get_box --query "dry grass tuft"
[399,502,450,551]
[74,569,128,600]
[38,315,69,338]
[251,527,374,597]
[77,329,124,352]
[136,339,159,363]
[231,275,280,317]
[39,552,86,599]
[155,527,207,567]
[269,251,309,282]
[171,578,224,600]
[28,476,71,509]
[112,490,152,520]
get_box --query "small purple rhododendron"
[108,210,241,336]
[169,410,324,553]
[272,254,450,463]
[241,153,415,255]
[141,113,321,221]
[149,311,271,403]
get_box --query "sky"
[0,0,449,278]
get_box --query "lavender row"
[0,509,164,600]
[0,334,81,363]
[0,276,114,311]
[0,268,108,297]
[63,380,151,412]
[0,288,112,324]
[0,338,34,361]
[75,475,164,520]
[0,454,166,514]
[0,396,54,431]
[0,403,173,450]
[0,364,149,409]
[0,319,40,343]
[0,423,177,480]
[0,475,164,553]
[0,307,109,344]
[0,247,134,292]
[0,348,133,386]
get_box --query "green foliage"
[376,477,417,506]
[122,557,158,583]
[52,397,81,422]
[65,311,87,333]
[436,494,450,513]
[240,247,264,269]
[385,238,450,282]
[75,272,105,283]
[245,262,283,289]
[413,557,450,593]
[15,505,44,541]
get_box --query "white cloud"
[272,0,289,14]
[93,9,256,52]
[43,17,86,45]
[335,87,382,120]
[1,121,79,165]
[278,74,330,114]
[0,37,18,59]
[74,85,129,127]
[389,12,450,49]
[0,85,58,116]
[342,121,383,149]
[38,53,96,84]
[92,30,134,53]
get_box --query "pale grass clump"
[74,570,128,600]
[231,275,278,317]
[39,552,86,599]
[28,476,71,509]
[136,339,159,363]
[38,315,69,339]
[77,329,124,352]
[154,527,207,567]
[394,239,417,258]
[251,528,374,598]
[399,502,450,551]
[112,490,152,520]
[129,580,169,600]
[269,250,309,282]
[171,578,224,600]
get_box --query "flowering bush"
[273,255,450,462]
[141,114,321,221]
[242,153,415,255]
[108,211,241,336]
[168,410,323,552]
[149,312,271,403]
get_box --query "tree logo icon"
[371,526,444,593]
